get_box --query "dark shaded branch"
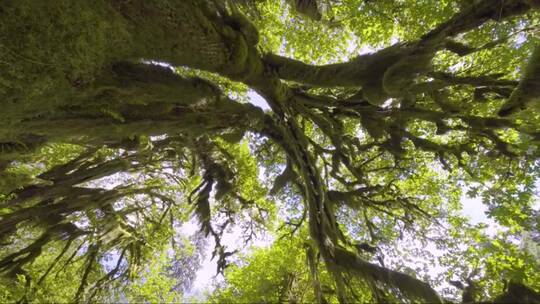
[499,43,540,116]
[419,0,535,44]
[7,61,267,146]
[333,247,442,303]
[263,0,535,97]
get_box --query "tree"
[1,0,540,302]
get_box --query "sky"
[247,90,270,111]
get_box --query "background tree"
[1,0,540,302]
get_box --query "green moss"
[0,0,130,126]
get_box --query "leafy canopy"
[1,0,540,303]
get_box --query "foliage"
[1,0,540,303]
[125,248,182,303]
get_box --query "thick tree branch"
[333,247,443,303]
